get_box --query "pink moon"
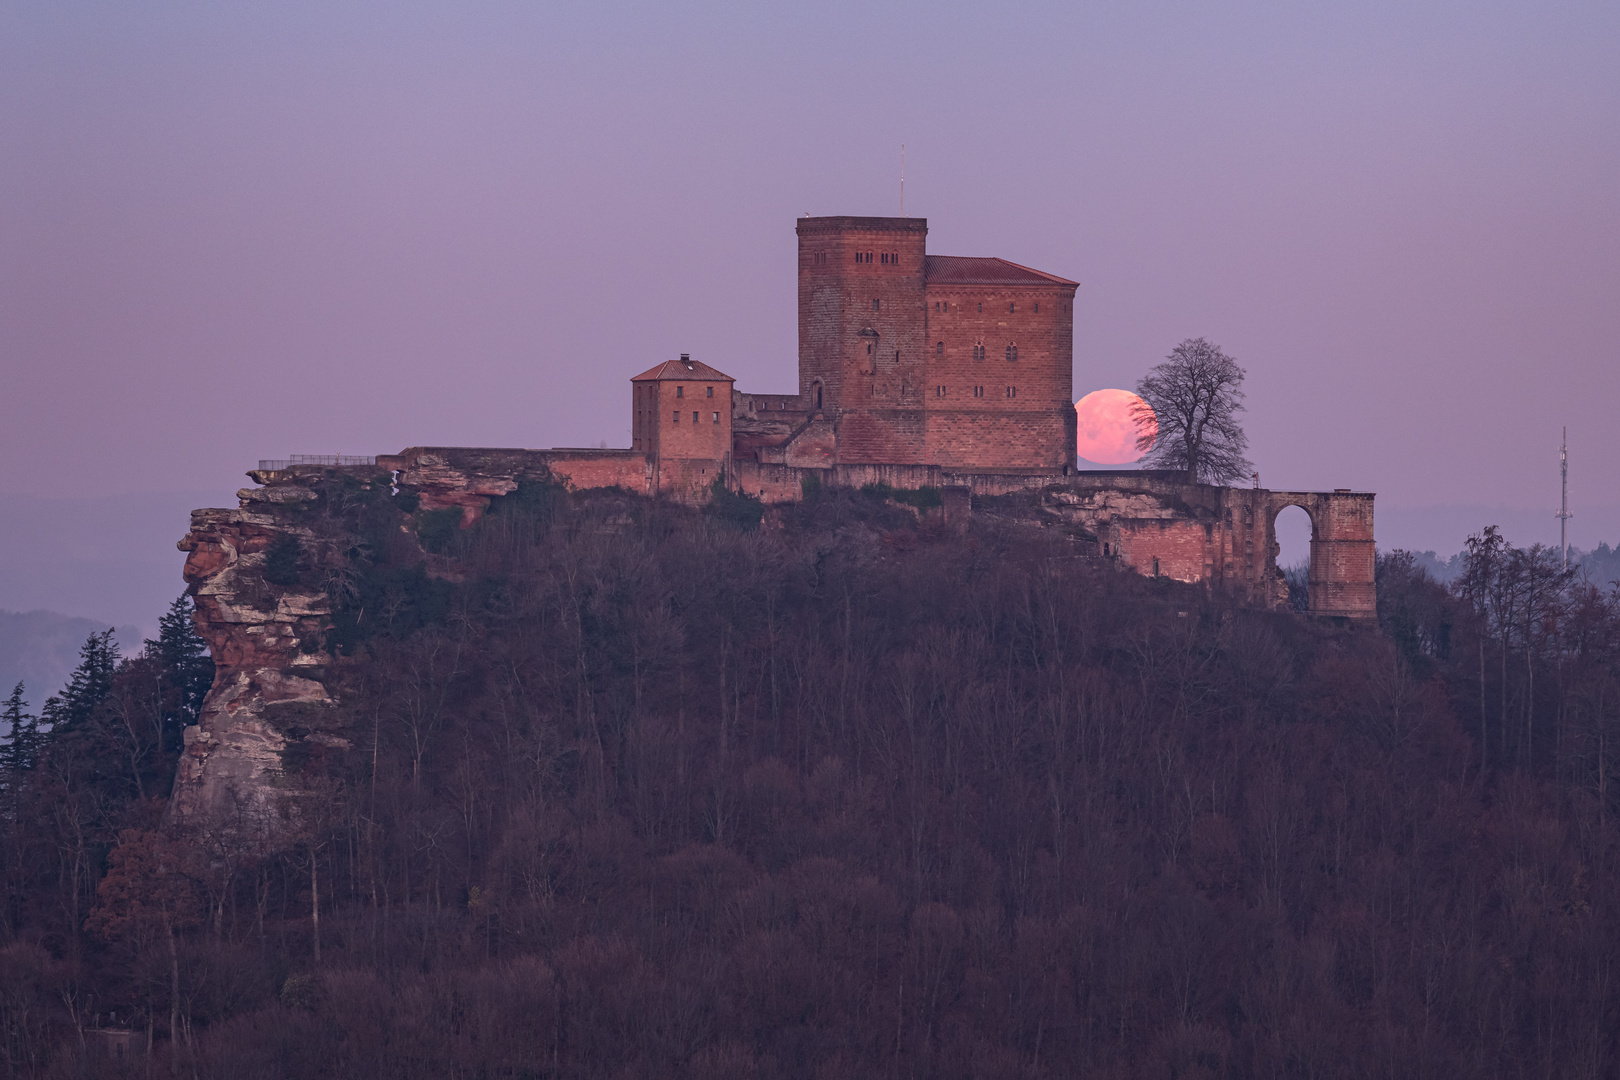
[1075,389,1156,465]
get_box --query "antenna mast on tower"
[1557,427,1572,567]
[900,144,905,217]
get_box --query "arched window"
[936,341,943,357]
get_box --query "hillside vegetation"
[3,482,1618,1079]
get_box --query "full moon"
[1075,389,1156,465]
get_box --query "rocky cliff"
[171,451,558,844]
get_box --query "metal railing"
[256,455,377,471]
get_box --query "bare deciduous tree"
[1132,338,1253,485]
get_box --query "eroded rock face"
[377,447,559,525]
[171,453,560,846]
[171,502,335,840]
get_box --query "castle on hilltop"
[175,214,1376,840]
[303,214,1371,619]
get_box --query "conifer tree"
[1,682,40,815]
[149,596,214,748]
[40,630,119,735]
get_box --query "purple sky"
[3,0,1618,602]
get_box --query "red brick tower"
[632,354,734,496]
[796,216,930,464]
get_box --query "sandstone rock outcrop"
[172,500,336,839]
[171,454,567,843]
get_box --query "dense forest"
[2,478,1619,1078]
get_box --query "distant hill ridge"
[0,610,141,714]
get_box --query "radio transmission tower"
[1557,427,1572,568]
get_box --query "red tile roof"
[631,357,736,382]
[924,255,1078,287]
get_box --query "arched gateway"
[1264,490,1376,619]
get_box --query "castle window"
[1033,302,1039,313]
[1152,557,1161,576]
[935,341,943,357]
[936,385,947,397]
[713,411,720,423]
[676,385,684,398]
[1006,344,1018,362]
[706,386,713,398]
[978,302,983,313]
[1009,302,1016,313]
[1006,386,1017,398]
[872,299,880,312]
[973,343,985,362]
[693,411,699,423]
[893,350,899,362]
[673,410,680,422]
[973,385,984,397]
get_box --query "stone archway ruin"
[1028,472,1377,621]
[1265,490,1376,619]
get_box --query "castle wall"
[546,450,653,496]
[922,409,1073,471]
[727,463,1377,619]
[1113,518,1221,583]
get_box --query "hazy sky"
[3,1,1617,545]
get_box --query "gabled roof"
[924,255,1078,287]
[631,357,735,382]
